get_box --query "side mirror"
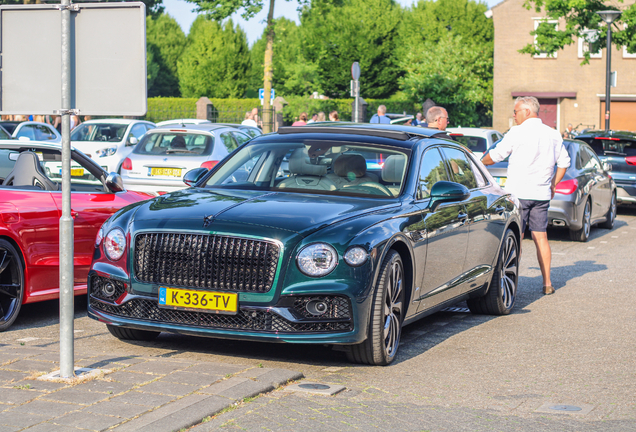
[127,136,138,146]
[602,161,612,172]
[106,172,125,192]
[183,167,209,187]
[428,181,470,212]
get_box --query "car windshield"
[202,140,409,198]
[454,135,487,153]
[134,132,213,156]
[71,123,128,142]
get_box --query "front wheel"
[570,199,591,242]
[347,250,405,365]
[0,239,24,332]
[467,228,518,315]
[107,325,160,341]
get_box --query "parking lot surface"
[1,208,635,431]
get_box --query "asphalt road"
[3,207,636,431]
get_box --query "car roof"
[576,130,636,140]
[447,127,501,137]
[278,123,444,142]
[151,124,244,133]
[80,119,152,125]
[0,139,66,151]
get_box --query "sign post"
[351,62,360,123]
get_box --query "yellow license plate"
[70,168,84,177]
[496,177,507,186]
[158,287,238,314]
[150,167,182,177]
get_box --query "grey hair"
[378,105,387,115]
[515,96,540,114]
[425,106,446,124]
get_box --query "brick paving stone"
[200,377,274,401]
[106,371,157,385]
[0,347,51,356]
[237,368,304,388]
[137,380,198,396]
[186,363,247,376]
[135,394,231,432]
[0,411,51,428]
[0,425,20,432]
[52,410,124,430]
[109,390,175,407]
[40,388,111,405]
[123,361,191,375]
[8,400,81,417]
[72,379,131,395]
[1,360,54,374]
[74,354,139,369]
[0,388,41,405]
[29,352,62,363]
[0,371,28,384]
[84,400,151,418]
[17,422,81,432]
[11,380,67,392]
[159,371,222,386]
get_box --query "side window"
[34,125,56,140]
[441,147,478,190]
[578,144,592,171]
[467,156,487,188]
[220,132,238,152]
[129,124,147,140]
[16,125,36,141]
[490,133,499,145]
[583,146,602,171]
[232,131,250,146]
[417,148,449,200]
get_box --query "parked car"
[155,119,212,127]
[0,125,12,140]
[574,130,636,206]
[447,127,503,159]
[216,123,263,138]
[0,120,61,143]
[89,123,521,365]
[0,140,154,331]
[0,121,21,134]
[120,124,251,195]
[70,119,156,173]
[483,138,616,241]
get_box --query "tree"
[399,33,493,127]
[519,0,636,63]
[146,14,187,97]
[184,0,295,132]
[300,0,403,99]
[177,17,251,98]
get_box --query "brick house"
[491,0,636,134]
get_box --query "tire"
[599,192,616,230]
[0,239,24,332]
[107,325,160,341]
[346,250,405,366]
[569,199,591,242]
[467,229,518,316]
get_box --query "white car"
[447,127,504,159]
[155,119,212,127]
[70,119,156,173]
[7,121,62,143]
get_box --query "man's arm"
[551,167,567,199]
[481,153,495,166]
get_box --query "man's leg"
[531,231,551,288]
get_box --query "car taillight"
[625,156,636,165]
[594,137,620,141]
[555,179,578,195]
[201,160,219,170]
[121,158,132,170]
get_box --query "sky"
[163,0,503,46]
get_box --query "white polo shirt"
[488,118,570,201]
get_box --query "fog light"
[306,300,328,316]
[102,282,117,297]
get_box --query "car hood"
[130,188,400,239]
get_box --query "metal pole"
[354,80,359,123]
[604,25,612,131]
[59,0,75,378]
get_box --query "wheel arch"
[375,235,414,311]
[0,234,26,269]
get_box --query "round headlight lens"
[344,246,369,267]
[297,243,338,277]
[104,228,126,261]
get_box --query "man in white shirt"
[482,96,570,295]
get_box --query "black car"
[576,130,636,206]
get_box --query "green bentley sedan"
[88,124,521,365]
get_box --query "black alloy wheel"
[467,228,518,315]
[570,199,591,242]
[600,193,616,230]
[347,250,405,365]
[0,239,24,332]
[107,324,160,341]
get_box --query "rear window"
[453,136,487,153]
[134,132,213,156]
[580,137,636,157]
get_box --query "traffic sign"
[258,88,275,100]
[351,62,360,81]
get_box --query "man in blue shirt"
[369,105,391,124]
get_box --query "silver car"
[120,124,251,194]
[447,127,504,159]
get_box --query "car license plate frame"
[158,287,238,315]
[150,167,182,177]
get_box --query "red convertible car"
[0,141,153,331]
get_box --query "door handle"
[495,206,505,215]
[458,211,468,221]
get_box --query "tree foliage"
[146,14,187,97]
[177,17,251,98]
[519,0,636,64]
[399,33,493,127]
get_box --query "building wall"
[492,0,636,134]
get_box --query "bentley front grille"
[134,233,280,293]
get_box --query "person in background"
[251,107,261,128]
[329,111,339,121]
[412,112,424,126]
[46,115,61,133]
[307,114,318,124]
[481,96,570,296]
[292,112,308,126]
[317,112,326,122]
[425,106,453,140]
[369,105,391,124]
[563,123,575,139]
[70,115,81,130]
[242,111,257,127]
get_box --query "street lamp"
[597,10,622,131]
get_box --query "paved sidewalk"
[0,343,303,432]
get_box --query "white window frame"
[624,24,636,58]
[533,18,559,58]
[578,29,602,59]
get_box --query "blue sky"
[163,0,503,45]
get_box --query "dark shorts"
[519,199,550,233]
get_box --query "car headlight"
[96,147,117,157]
[297,243,338,277]
[344,246,368,267]
[95,226,104,247]
[104,228,126,261]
